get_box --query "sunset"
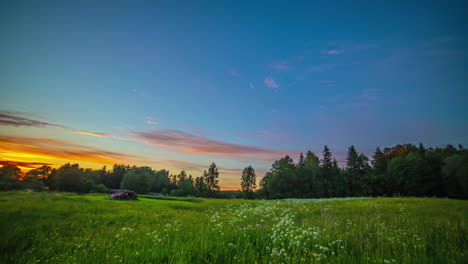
[1,1,466,190]
[0,1,467,263]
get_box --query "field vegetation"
[1,192,466,263]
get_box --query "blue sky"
[0,0,467,189]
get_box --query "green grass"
[0,192,466,263]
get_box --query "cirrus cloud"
[131,129,294,163]
[0,110,65,128]
[321,49,343,55]
[264,76,279,88]
[146,120,160,125]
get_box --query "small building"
[109,189,137,200]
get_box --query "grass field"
[0,192,467,264]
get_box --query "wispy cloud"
[0,111,65,128]
[47,129,129,141]
[54,130,108,137]
[321,42,376,56]
[145,120,160,125]
[249,83,254,89]
[228,69,240,77]
[267,54,305,72]
[268,61,291,72]
[321,49,343,55]
[50,125,291,163]
[0,111,292,165]
[325,88,381,109]
[131,129,291,163]
[264,76,279,88]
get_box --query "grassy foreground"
[0,192,467,264]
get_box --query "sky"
[0,0,467,189]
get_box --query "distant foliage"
[0,164,25,190]
[92,184,109,193]
[172,172,198,197]
[121,166,154,194]
[190,163,221,197]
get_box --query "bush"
[92,184,109,193]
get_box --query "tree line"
[259,144,467,199]
[0,143,466,199]
[0,162,229,198]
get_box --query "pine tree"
[345,145,360,196]
[321,146,333,169]
[298,153,305,165]
[372,147,387,174]
[320,145,333,197]
[346,146,359,170]
[418,143,426,155]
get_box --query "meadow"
[0,192,467,264]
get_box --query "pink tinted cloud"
[264,76,279,88]
[131,129,291,163]
[17,108,290,164]
[145,120,160,125]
